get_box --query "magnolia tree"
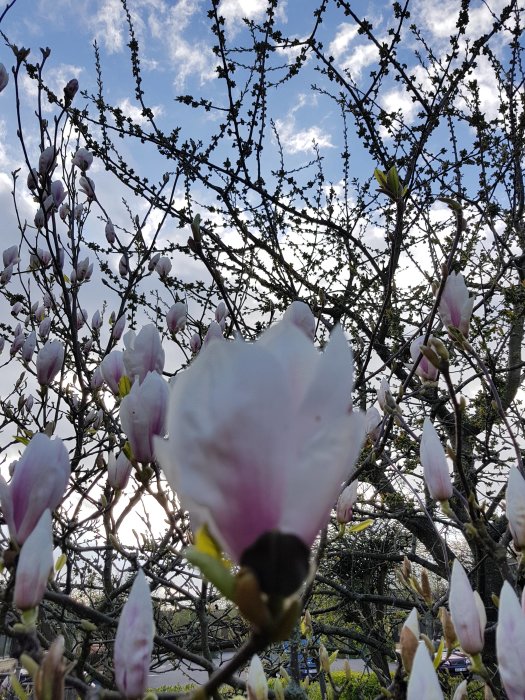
[0,0,524,699]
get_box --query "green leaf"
[347,519,374,533]
[185,547,236,600]
[433,637,445,669]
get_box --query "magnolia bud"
[63,78,79,104]
[247,655,268,700]
[167,302,187,334]
[1,264,13,284]
[74,203,83,221]
[189,333,201,354]
[79,175,95,199]
[38,146,56,177]
[34,207,46,229]
[36,340,65,385]
[336,481,358,524]
[50,180,66,207]
[22,331,37,363]
[112,315,126,340]
[0,63,8,93]
[148,252,161,271]
[155,256,171,278]
[38,316,52,339]
[72,148,93,171]
[119,254,129,278]
[105,220,116,245]
[400,608,419,672]
[14,510,53,610]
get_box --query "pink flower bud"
[50,180,66,207]
[34,208,46,229]
[114,570,154,699]
[72,148,93,171]
[1,264,13,284]
[100,351,126,394]
[410,335,439,382]
[22,331,37,363]
[0,433,70,544]
[420,418,453,501]
[0,63,8,93]
[449,560,486,655]
[91,366,104,390]
[74,203,83,221]
[407,642,444,700]
[119,253,129,278]
[3,245,19,268]
[377,378,397,412]
[155,256,171,278]
[105,220,116,245]
[497,582,525,700]
[92,310,103,330]
[38,146,57,177]
[148,252,161,271]
[38,316,52,339]
[25,395,34,412]
[76,308,87,330]
[506,467,525,550]
[112,314,126,340]
[166,302,187,334]
[27,167,39,191]
[14,510,53,610]
[63,78,79,103]
[155,319,367,597]
[283,300,316,340]
[365,406,382,441]
[121,372,169,463]
[36,340,65,385]
[439,272,474,337]
[189,333,201,354]
[37,247,52,267]
[203,320,223,346]
[215,301,228,324]
[247,655,268,700]
[107,451,133,490]
[336,481,358,524]
[79,175,95,200]
[123,325,165,383]
[59,202,70,221]
[11,301,23,316]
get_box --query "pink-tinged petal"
[156,338,293,562]
[336,481,359,524]
[247,655,268,700]
[420,418,453,501]
[282,301,316,340]
[14,510,53,610]
[0,475,15,539]
[7,434,70,544]
[449,560,485,655]
[497,582,525,700]
[439,272,473,337]
[100,351,126,394]
[506,467,525,549]
[114,570,154,699]
[123,324,165,383]
[407,642,444,700]
[410,335,439,382]
[120,372,169,464]
[282,410,366,545]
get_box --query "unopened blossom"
[215,301,228,327]
[79,175,95,199]
[121,372,169,463]
[112,314,126,340]
[72,148,93,171]
[407,642,444,700]
[410,335,439,382]
[38,146,56,177]
[75,257,93,283]
[73,203,83,221]
[247,655,268,700]
[365,406,382,442]
[123,324,165,383]
[189,333,201,354]
[36,340,64,386]
[91,310,103,330]
[3,245,19,268]
[166,302,187,334]
[107,451,133,490]
[34,304,45,321]
[34,208,46,229]
[1,265,13,284]
[420,418,453,502]
[155,256,171,278]
[400,608,419,672]
[155,314,366,597]
[283,300,316,341]
[452,680,468,700]
[38,316,52,339]
[25,395,34,412]
[148,252,161,271]
[336,481,358,524]
[27,167,39,191]
[105,220,116,245]
[0,433,70,544]
[119,253,129,278]
[63,78,79,103]
[22,331,37,363]
[439,272,474,337]
[0,63,8,93]
[37,248,52,267]
[377,378,397,413]
[11,301,23,316]
[114,570,154,700]
[59,202,70,221]
[203,320,223,346]
[506,467,525,550]
[496,581,525,700]
[38,635,67,700]
[76,308,87,330]
[10,333,25,356]
[100,351,126,394]
[91,366,104,390]
[449,559,486,655]
[14,510,53,610]
[50,180,66,207]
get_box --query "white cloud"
[341,42,378,79]
[329,23,359,60]
[416,0,516,40]
[116,97,165,124]
[274,119,334,155]
[219,0,287,35]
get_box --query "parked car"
[440,650,470,676]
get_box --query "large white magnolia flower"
[155,312,366,596]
